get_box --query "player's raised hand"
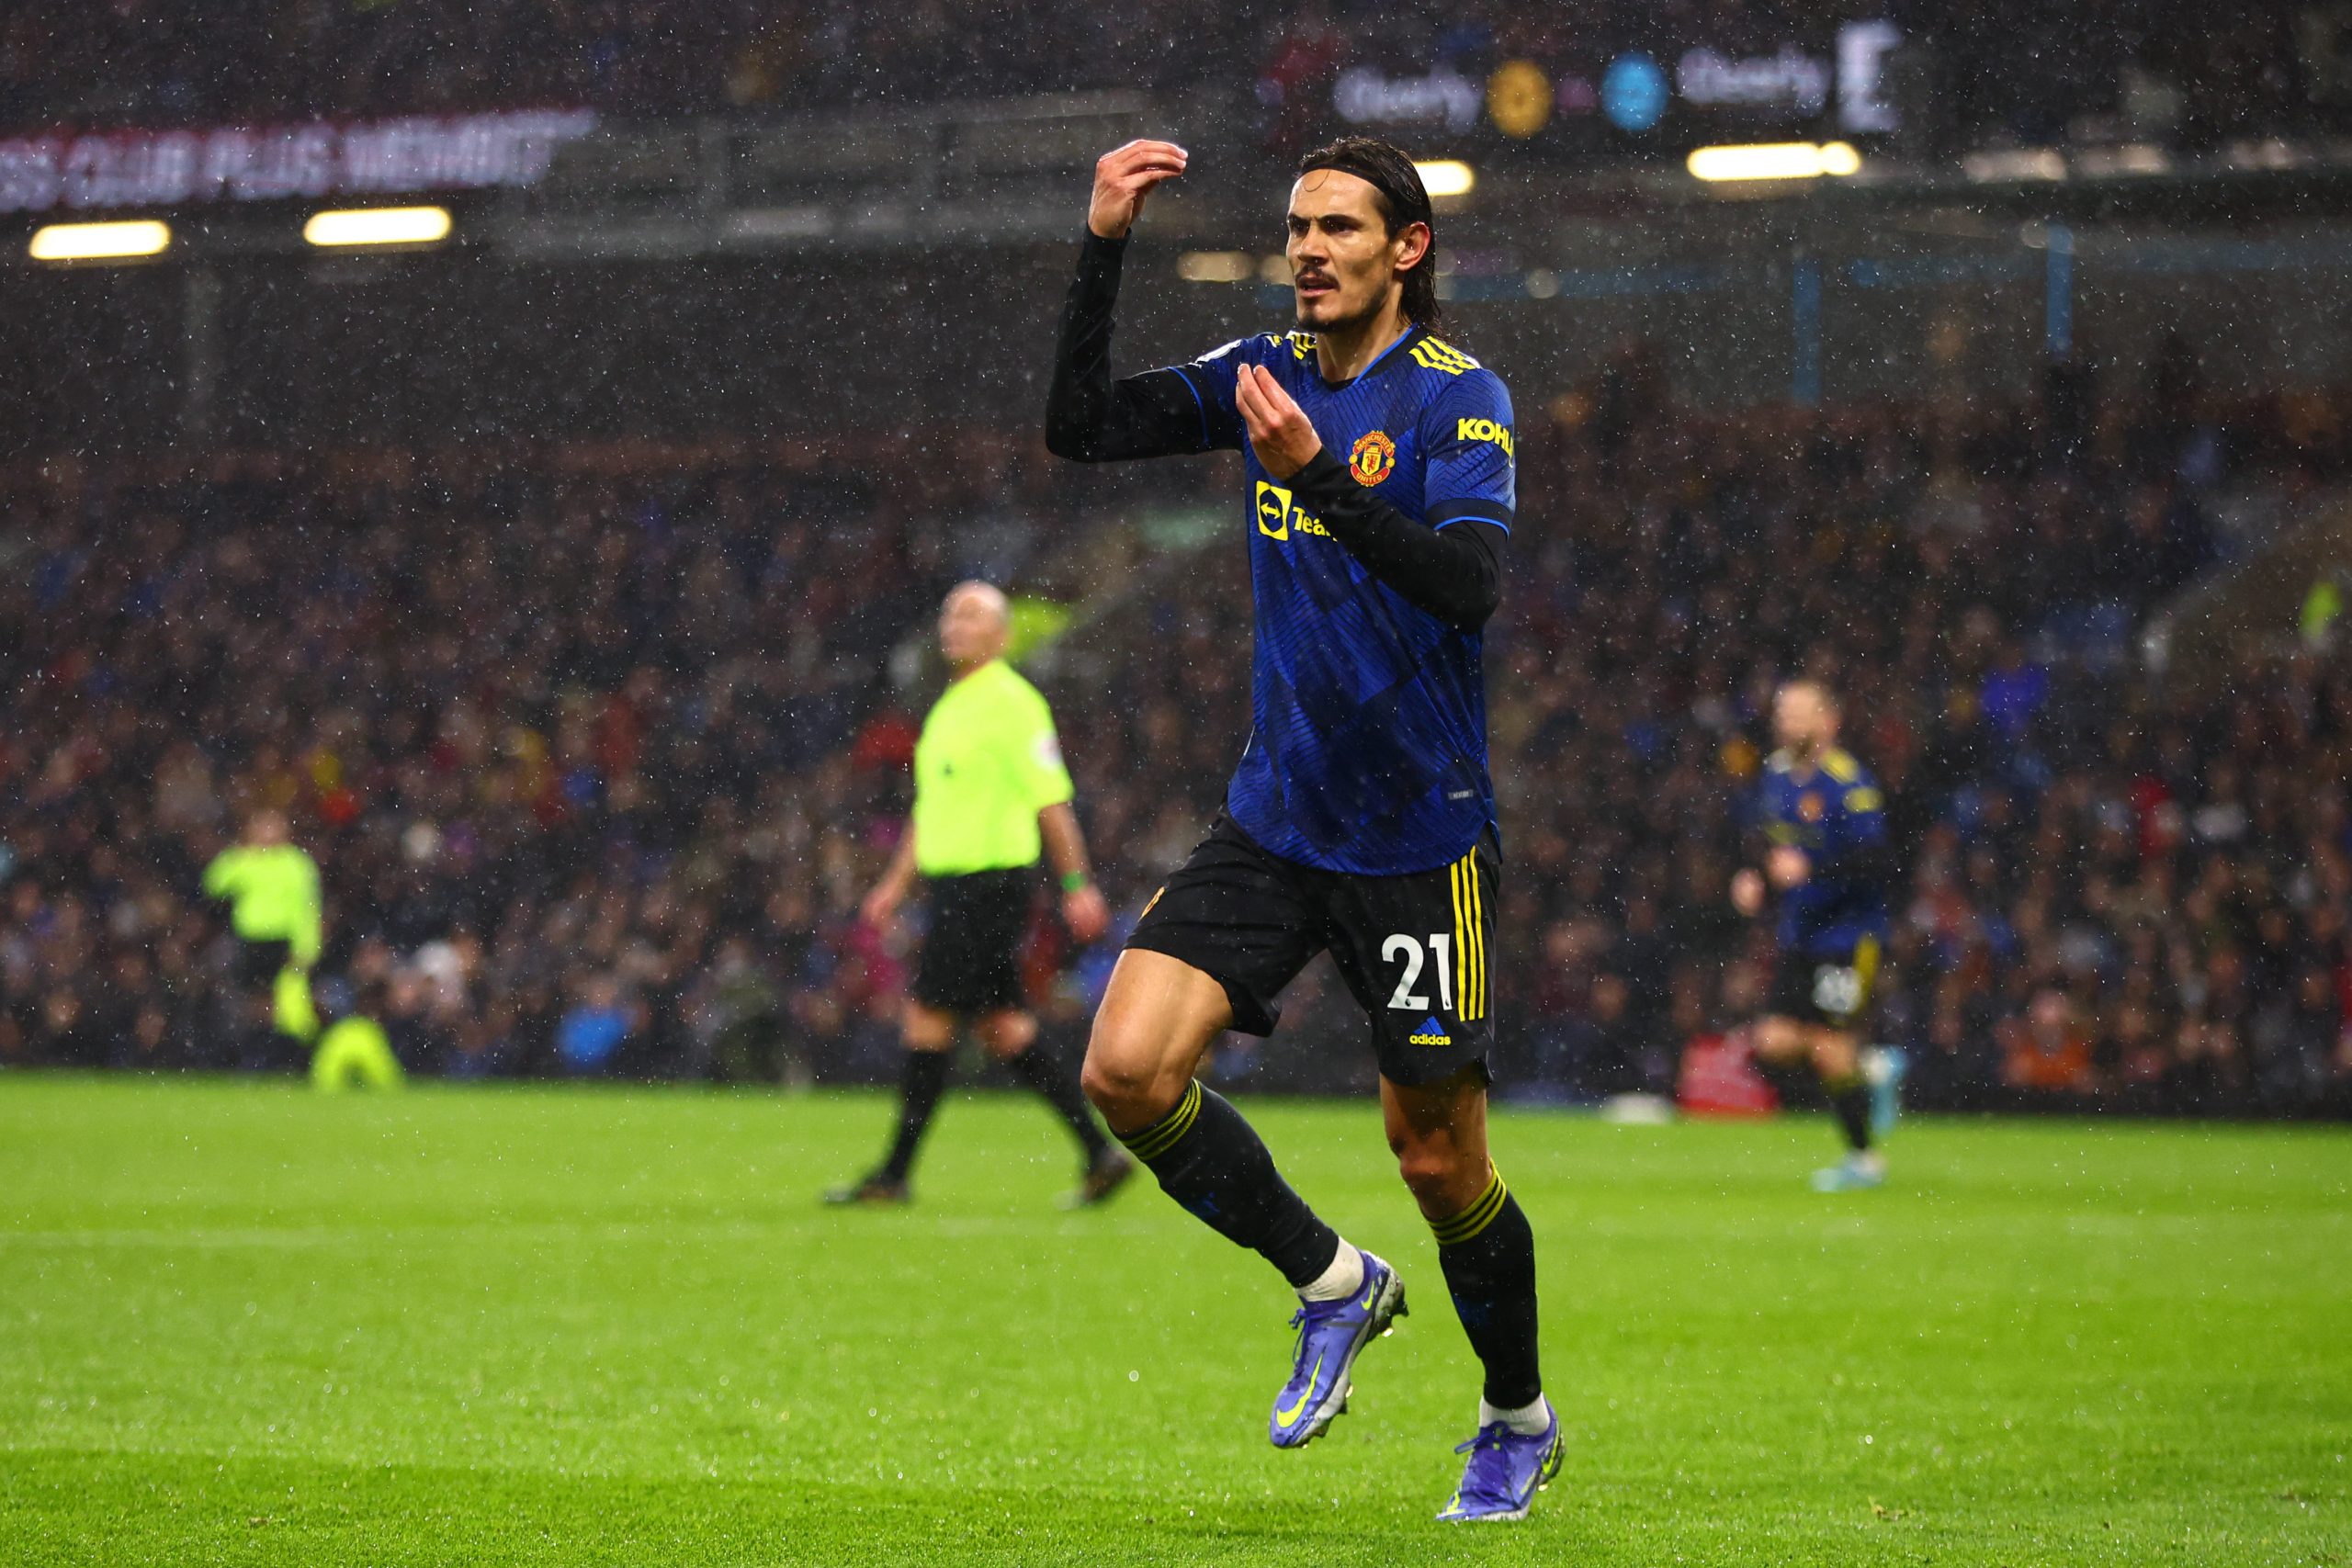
[1088,140,1188,241]
[1234,363,1324,479]
[1767,844,1812,889]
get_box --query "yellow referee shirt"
[912,660,1074,877]
[201,843,323,966]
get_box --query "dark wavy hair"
[1295,136,1441,329]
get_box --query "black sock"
[1116,1080,1339,1287]
[879,1050,954,1181]
[1005,1043,1112,1162]
[1826,1076,1872,1153]
[1433,1168,1543,1410]
[1750,1055,1806,1104]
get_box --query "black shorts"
[1126,815,1498,1089]
[1766,935,1884,1031]
[231,937,295,996]
[910,866,1037,1016]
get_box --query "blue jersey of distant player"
[1758,747,1891,955]
[1159,325,1515,874]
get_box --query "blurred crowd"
[8,345,2352,1118]
[0,428,1170,1083]
[0,0,2319,159]
[1069,344,2352,1117]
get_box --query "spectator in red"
[1255,1,1342,152]
[2001,990,2099,1097]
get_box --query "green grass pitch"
[2,1076,2346,1565]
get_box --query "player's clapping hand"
[1235,364,1325,480]
[1088,140,1188,241]
[1062,883,1111,944]
[1767,845,1812,889]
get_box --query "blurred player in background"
[1732,679,1904,1191]
[201,808,322,1070]
[1047,136,1556,1522]
[827,582,1130,1209]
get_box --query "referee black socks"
[1005,1043,1113,1164]
[1116,1080,1341,1288]
[879,1049,953,1183]
[1431,1166,1543,1410]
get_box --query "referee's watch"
[1060,870,1091,893]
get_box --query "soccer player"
[201,808,322,1070]
[1730,679,1901,1191]
[1046,136,1555,1522]
[826,581,1134,1210]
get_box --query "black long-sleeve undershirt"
[1283,451,1505,629]
[1044,231,1207,463]
[1044,231,1506,630]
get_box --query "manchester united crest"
[1349,430,1396,486]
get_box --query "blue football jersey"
[1757,747,1893,955]
[1158,325,1515,874]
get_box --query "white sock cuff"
[1295,1241,1365,1302]
[1480,1395,1551,1437]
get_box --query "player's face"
[1772,686,1837,756]
[1285,171,1427,332]
[938,590,1009,669]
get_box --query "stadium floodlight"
[28,220,171,262]
[1687,141,1863,183]
[302,207,453,248]
[1414,160,1476,197]
[1177,251,1255,284]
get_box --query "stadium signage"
[1601,55,1671,132]
[0,109,596,216]
[1669,23,1899,130]
[1333,65,1485,132]
[1675,45,1832,117]
[1394,21,1906,142]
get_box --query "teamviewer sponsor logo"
[1255,480,1292,540]
[1253,480,1331,541]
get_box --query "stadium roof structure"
[18,88,2352,265]
[19,91,2352,449]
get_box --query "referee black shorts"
[231,936,295,997]
[1126,814,1497,1089]
[910,865,1037,1017]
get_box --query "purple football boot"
[1436,1402,1564,1522]
[1267,1248,1407,1449]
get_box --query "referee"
[826,581,1134,1208]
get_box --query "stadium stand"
[0,0,2318,156]
[7,352,2352,1115]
